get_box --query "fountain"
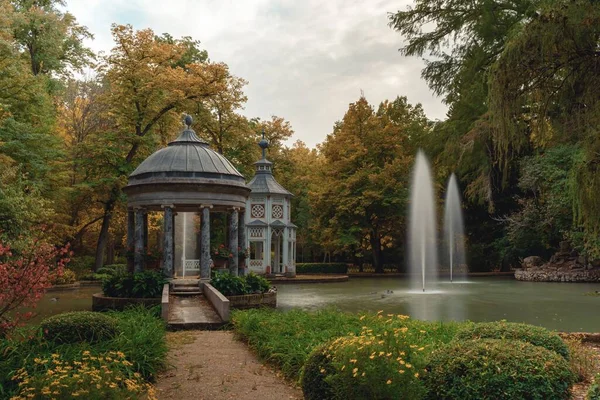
[408,151,438,292]
[443,173,467,282]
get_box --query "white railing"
[183,259,200,277]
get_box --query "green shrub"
[296,263,348,274]
[588,374,600,400]
[40,312,119,344]
[68,255,95,275]
[245,272,270,293]
[211,272,248,296]
[455,321,569,359]
[301,328,427,400]
[425,339,575,400]
[100,264,127,275]
[301,343,336,400]
[50,268,76,285]
[80,272,111,281]
[9,351,154,399]
[102,271,167,298]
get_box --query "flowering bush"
[213,244,232,260]
[49,269,76,285]
[0,238,70,336]
[301,313,427,400]
[9,351,156,400]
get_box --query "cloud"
[66,0,447,148]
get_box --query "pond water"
[31,278,600,332]
[276,277,600,332]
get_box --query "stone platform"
[168,294,225,330]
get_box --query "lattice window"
[272,228,283,237]
[251,204,265,218]
[250,260,263,267]
[249,227,263,238]
[272,204,283,219]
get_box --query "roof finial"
[258,128,269,159]
[184,114,193,128]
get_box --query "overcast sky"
[66,0,447,148]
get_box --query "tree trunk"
[94,188,119,271]
[370,228,383,273]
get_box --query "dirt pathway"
[155,331,302,400]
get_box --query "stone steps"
[167,294,224,331]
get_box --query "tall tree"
[312,96,429,272]
[91,24,231,270]
[11,0,94,76]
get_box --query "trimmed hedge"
[296,263,348,274]
[425,339,574,400]
[455,321,569,359]
[211,272,271,296]
[40,311,120,344]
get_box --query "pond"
[275,277,600,333]
[31,277,600,332]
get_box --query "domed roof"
[124,117,250,211]
[129,128,243,180]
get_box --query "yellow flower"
[406,363,412,369]
[359,315,366,320]
[418,347,424,351]
[369,355,375,359]
[82,351,90,356]
[341,365,345,371]
[414,373,420,378]
[353,368,358,374]
[320,368,326,373]
[350,359,357,364]
[399,369,405,374]
[386,379,392,384]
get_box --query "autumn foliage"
[0,238,70,336]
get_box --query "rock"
[522,256,543,268]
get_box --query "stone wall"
[515,268,600,282]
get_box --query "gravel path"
[155,331,302,400]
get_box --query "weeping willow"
[488,0,600,250]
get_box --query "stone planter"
[227,292,277,310]
[92,293,161,311]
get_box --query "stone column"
[134,208,145,273]
[228,208,239,276]
[127,210,134,273]
[143,211,149,253]
[200,205,212,281]
[238,211,246,276]
[162,205,174,278]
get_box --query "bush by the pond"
[425,339,575,400]
[68,255,95,276]
[50,268,76,285]
[211,272,271,296]
[40,311,119,344]
[0,306,166,398]
[301,325,427,400]
[102,270,167,298]
[100,264,127,275]
[455,321,569,359]
[296,263,348,274]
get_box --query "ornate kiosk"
[123,116,250,280]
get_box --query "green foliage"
[98,264,127,275]
[301,329,427,400]
[101,271,166,298]
[50,268,76,285]
[232,308,460,382]
[301,343,337,400]
[454,321,569,359]
[424,339,575,400]
[80,272,111,281]
[244,272,270,294]
[0,306,166,398]
[40,311,119,344]
[211,272,248,296]
[210,272,271,296]
[68,255,96,276]
[588,374,600,400]
[296,263,348,274]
